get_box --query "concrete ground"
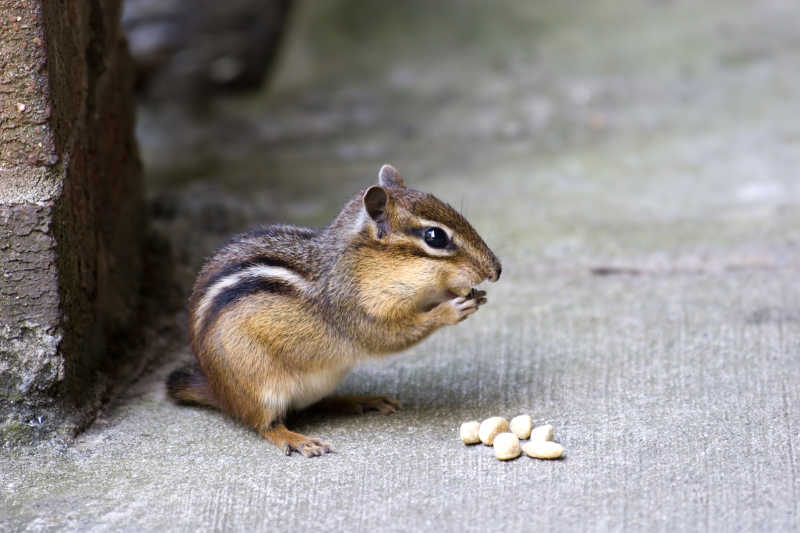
[3,0,800,531]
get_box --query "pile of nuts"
[459,415,565,461]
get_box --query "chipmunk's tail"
[166,364,218,408]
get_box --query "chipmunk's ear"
[378,164,405,188]
[363,186,391,238]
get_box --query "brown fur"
[168,164,501,457]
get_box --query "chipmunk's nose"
[493,263,502,281]
[486,256,501,282]
[478,245,501,282]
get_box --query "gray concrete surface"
[2,0,800,531]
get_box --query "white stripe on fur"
[194,265,309,333]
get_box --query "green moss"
[0,421,34,447]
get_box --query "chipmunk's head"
[356,164,501,307]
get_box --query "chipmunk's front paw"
[439,289,487,325]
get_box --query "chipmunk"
[167,164,501,457]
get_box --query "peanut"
[509,414,533,439]
[478,416,509,445]
[522,440,565,459]
[530,424,554,442]
[493,432,521,460]
[459,421,481,444]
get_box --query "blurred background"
[123,0,799,299]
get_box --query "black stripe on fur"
[199,276,297,339]
[198,256,304,297]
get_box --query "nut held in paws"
[479,416,509,445]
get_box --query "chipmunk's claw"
[450,289,487,322]
[297,438,333,457]
[263,425,333,458]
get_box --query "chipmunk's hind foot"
[311,395,402,415]
[261,424,333,458]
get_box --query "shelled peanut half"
[460,415,565,461]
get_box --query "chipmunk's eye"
[424,227,449,248]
